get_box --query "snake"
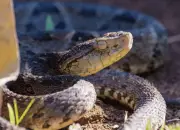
[0,1,174,130]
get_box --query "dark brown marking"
[42,120,51,129]
[99,88,106,96]
[32,112,44,119]
[108,89,115,98]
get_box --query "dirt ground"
[15,0,180,129]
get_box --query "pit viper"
[0,2,172,130]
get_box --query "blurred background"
[15,0,180,35]
[14,0,180,100]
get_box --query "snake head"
[60,31,133,76]
[94,31,133,51]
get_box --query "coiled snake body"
[0,2,170,130]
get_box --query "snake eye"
[94,40,107,50]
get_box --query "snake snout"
[121,32,133,51]
[103,31,133,51]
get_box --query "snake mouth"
[125,32,133,50]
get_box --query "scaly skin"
[0,31,166,130]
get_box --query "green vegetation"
[7,98,35,125]
[45,15,55,31]
[167,125,180,130]
[145,119,180,130]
